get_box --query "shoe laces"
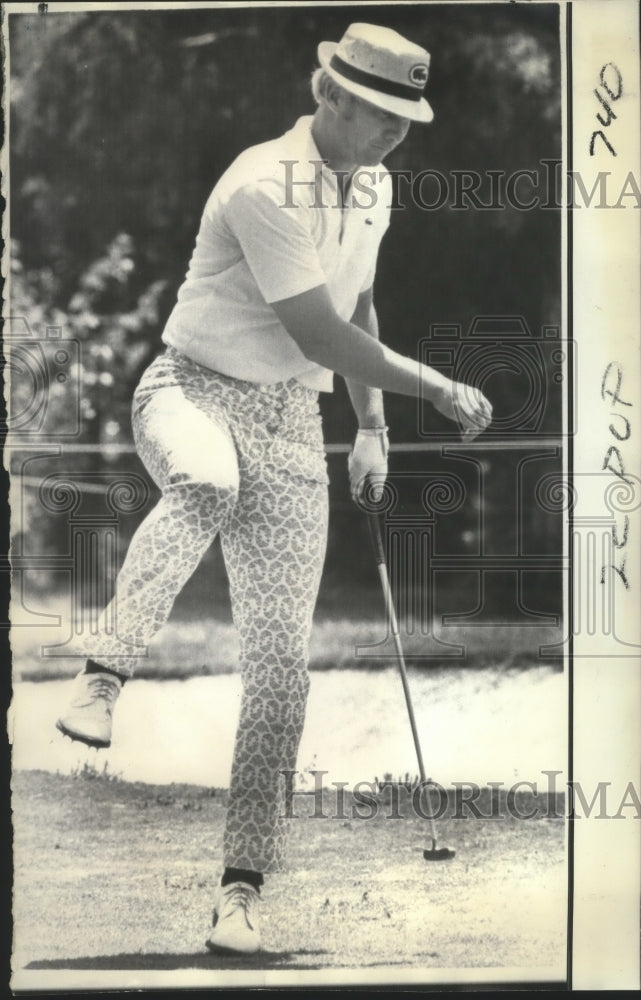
[220,883,259,928]
[82,675,120,706]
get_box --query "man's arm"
[344,287,388,501]
[271,284,442,398]
[345,287,386,428]
[270,283,492,435]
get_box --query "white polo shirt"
[162,116,392,392]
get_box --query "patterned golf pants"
[88,347,329,872]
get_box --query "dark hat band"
[330,53,423,102]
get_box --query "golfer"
[57,22,492,954]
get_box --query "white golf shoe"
[56,670,122,748]
[206,882,262,954]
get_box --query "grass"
[11,769,568,987]
[11,598,564,681]
[69,759,123,782]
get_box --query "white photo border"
[2,0,639,991]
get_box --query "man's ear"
[324,79,354,118]
[322,78,342,115]
[338,91,357,121]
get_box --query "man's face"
[340,94,411,166]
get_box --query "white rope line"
[7,437,563,455]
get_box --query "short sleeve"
[224,181,327,303]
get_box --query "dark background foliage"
[8,4,563,621]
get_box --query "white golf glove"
[348,427,389,503]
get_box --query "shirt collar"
[286,116,334,178]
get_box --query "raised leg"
[77,385,240,676]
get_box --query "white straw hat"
[317,22,434,124]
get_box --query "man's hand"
[433,381,493,440]
[348,427,389,503]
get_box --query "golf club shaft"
[366,512,439,846]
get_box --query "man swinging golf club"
[56,22,492,954]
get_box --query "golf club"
[366,509,455,861]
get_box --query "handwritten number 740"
[590,63,622,157]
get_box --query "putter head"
[423,847,456,861]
